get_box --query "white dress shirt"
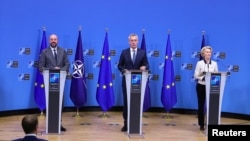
[130,48,137,61]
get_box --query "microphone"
[215,59,231,76]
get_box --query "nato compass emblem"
[72,60,84,78]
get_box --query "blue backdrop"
[0,0,249,115]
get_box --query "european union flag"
[96,32,115,112]
[140,33,151,112]
[34,29,47,112]
[161,33,177,112]
[70,30,87,109]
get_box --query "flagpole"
[142,28,145,34]
[105,27,109,32]
[162,29,175,119]
[162,29,177,119]
[39,111,45,120]
[97,69,111,118]
[202,30,205,35]
[71,25,85,118]
[141,28,149,118]
[98,111,110,118]
[72,108,82,118]
[38,26,46,118]
[168,29,171,34]
[162,111,174,119]
[40,111,44,116]
[97,27,113,118]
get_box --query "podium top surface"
[205,71,230,75]
[129,70,150,73]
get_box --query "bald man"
[38,34,70,131]
[39,34,70,72]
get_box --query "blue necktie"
[132,49,136,64]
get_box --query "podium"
[205,72,229,128]
[43,69,66,134]
[124,70,149,137]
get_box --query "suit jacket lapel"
[124,48,133,64]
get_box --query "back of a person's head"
[21,115,38,134]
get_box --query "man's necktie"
[53,49,57,63]
[132,49,136,64]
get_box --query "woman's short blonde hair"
[200,46,213,57]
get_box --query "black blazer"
[12,136,48,141]
[118,48,149,73]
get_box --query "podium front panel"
[208,73,221,124]
[129,72,142,134]
[205,72,227,128]
[125,70,148,135]
[43,70,66,134]
[48,71,60,133]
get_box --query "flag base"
[162,112,174,119]
[98,112,110,118]
[38,111,45,119]
[72,109,82,118]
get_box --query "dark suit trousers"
[196,83,206,127]
[122,76,128,126]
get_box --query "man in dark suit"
[12,115,48,141]
[118,33,149,132]
[38,34,70,131]
[38,34,70,72]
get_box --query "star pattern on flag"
[161,33,177,112]
[96,32,115,112]
[172,82,175,86]
[165,82,175,89]
[34,29,47,111]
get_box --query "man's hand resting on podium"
[140,66,146,71]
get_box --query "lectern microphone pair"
[43,69,67,134]
[123,70,149,137]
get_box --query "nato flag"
[70,30,87,109]
[200,34,206,60]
